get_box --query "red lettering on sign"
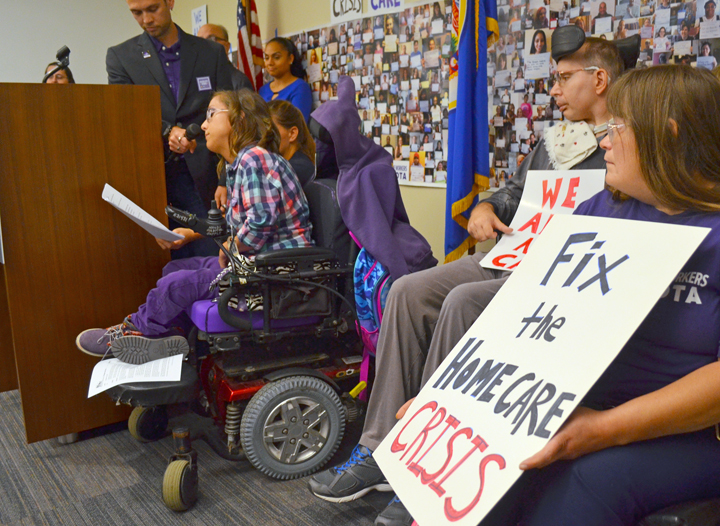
[491,254,518,268]
[408,415,460,477]
[518,212,542,234]
[400,407,447,464]
[428,434,489,498]
[444,454,507,521]
[512,238,533,254]
[538,214,554,234]
[390,401,437,454]
[561,177,580,208]
[425,427,474,497]
[541,178,563,208]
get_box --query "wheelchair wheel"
[240,375,346,480]
[128,406,168,443]
[162,460,198,512]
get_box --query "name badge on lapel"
[197,77,212,91]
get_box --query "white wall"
[0,1,140,84]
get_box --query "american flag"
[237,0,264,90]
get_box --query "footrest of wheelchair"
[105,362,199,407]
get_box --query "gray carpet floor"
[0,390,392,526]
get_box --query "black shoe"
[375,495,414,526]
[308,444,392,503]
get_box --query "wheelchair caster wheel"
[240,375,346,480]
[128,406,168,443]
[162,459,198,511]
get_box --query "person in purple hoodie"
[308,75,438,280]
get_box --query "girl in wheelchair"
[77,90,313,364]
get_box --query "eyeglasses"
[552,66,600,86]
[607,119,626,142]
[206,108,229,121]
[205,35,228,43]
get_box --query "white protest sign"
[331,0,363,24]
[374,213,709,526]
[191,5,207,35]
[482,170,606,271]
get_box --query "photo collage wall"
[284,0,718,190]
[490,0,717,189]
[286,2,454,187]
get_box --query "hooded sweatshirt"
[310,76,437,280]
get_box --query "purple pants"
[132,256,222,335]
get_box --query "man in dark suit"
[107,0,235,258]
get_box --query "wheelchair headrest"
[303,178,352,266]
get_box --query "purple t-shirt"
[575,190,720,408]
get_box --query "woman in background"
[43,62,75,84]
[261,37,313,121]
[268,100,316,187]
[530,29,548,54]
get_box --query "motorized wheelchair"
[105,178,368,511]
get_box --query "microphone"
[166,123,203,163]
[42,45,71,83]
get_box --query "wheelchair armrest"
[216,286,252,331]
[254,247,337,265]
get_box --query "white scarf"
[544,121,599,170]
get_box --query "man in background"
[107,0,234,258]
[197,23,254,91]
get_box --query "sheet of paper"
[102,184,183,242]
[524,52,550,79]
[88,355,183,398]
[674,40,692,56]
[0,213,4,264]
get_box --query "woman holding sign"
[470,65,720,525]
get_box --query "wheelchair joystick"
[165,203,228,240]
[165,205,197,227]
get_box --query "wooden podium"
[0,83,172,443]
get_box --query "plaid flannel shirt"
[225,145,313,253]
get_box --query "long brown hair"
[607,65,720,212]
[211,89,280,174]
[267,100,316,160]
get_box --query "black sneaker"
[308,444,392,503]
[375,495,414,526]
[110,334,189,365]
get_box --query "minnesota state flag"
[444,0,499,263]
